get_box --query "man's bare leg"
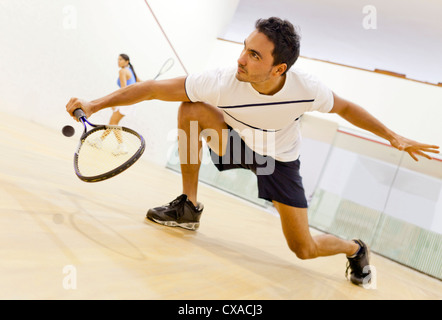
[273,201,359,259]
[177,102,228,206]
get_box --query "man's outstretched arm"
[330,92,440,161]
[66,76,190,119]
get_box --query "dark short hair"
[255,17,301,74]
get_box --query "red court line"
[337,129,442,162]
[144,0,188,75]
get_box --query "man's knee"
[287,241,318,260]
[178,101,228,156]
[178,102,204,122]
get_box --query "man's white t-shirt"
[185,67,334,162]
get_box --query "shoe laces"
[165,194,186,207]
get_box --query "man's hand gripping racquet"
[72,108,145,182]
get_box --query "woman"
[112,53,140,125]
[90,54,141,155]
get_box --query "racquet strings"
[154,58,174,79]
[76,127,142,177]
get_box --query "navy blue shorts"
[209,127,308,208]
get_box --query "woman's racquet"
[73,108,145,182]
[153,58,174,80]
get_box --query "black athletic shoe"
[345,239,371,286]
[146,194,203,231]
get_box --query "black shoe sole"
[145,216,200,231]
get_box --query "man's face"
[236,30,278,83]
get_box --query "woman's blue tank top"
[117,67,136,87]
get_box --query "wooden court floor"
[0,111,441,300]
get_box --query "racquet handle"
[73,108,87,120]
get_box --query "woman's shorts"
[113,106,135,116]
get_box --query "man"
[66,17,439,286]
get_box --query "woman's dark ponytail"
[128,62,138,81]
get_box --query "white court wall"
[204,39,442,152]
[0,0,441,166]
[0,0,239,165]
